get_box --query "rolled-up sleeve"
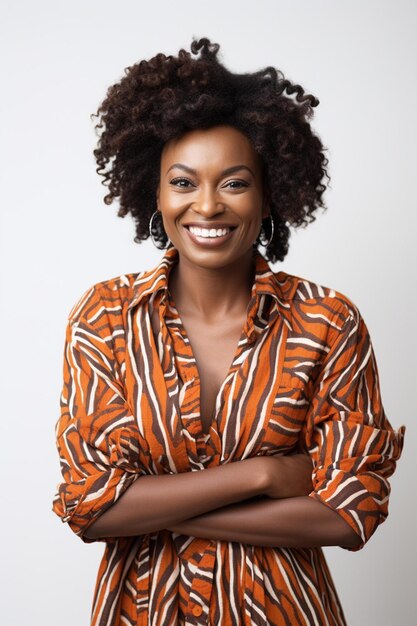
[52,313,145,544]
[302,303,406,552]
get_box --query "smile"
[183,225,237,247]
[189,225,234,237]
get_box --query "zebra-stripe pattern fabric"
[52,245,405,626]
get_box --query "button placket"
[162,295,201,460]
[165,292,220,452]
[184,543,216,625]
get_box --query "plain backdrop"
[1,1,415,624]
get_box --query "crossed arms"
[82,453,362,549]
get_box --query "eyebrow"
[165,163,255,177]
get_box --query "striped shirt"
[52,244,405,626]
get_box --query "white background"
[1,1,415,624]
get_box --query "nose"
[193,186,225,217]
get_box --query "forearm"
[83,458,268,540]
[167,496,362,549]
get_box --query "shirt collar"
[127,245,293,330]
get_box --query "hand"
[260,452,314,500]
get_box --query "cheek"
[158,192,184,223]
[238,203,264,230]
[238,188,263,214]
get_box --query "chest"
[151,307,247,435]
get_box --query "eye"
[225,180,249,189]
[170,177,194,188]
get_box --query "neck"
[168,247,256,321]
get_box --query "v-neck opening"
[165,288,252,438]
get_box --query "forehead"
[161,125,260,168]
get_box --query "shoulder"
[66,272,141,325]
[273,269,363,330]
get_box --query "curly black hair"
[91,37,330,263]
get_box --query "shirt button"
[192,605,203,617]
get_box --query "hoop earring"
[256,214,275,248]
[149,210,171,250]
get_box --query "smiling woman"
[52,36,405,626]
[91,37,327,263]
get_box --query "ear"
[156,186,160,210]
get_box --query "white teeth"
[188,226,231,238]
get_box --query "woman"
[52,37,406,626]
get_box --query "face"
[156,124,269,269]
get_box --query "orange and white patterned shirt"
[52,244,405,626]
